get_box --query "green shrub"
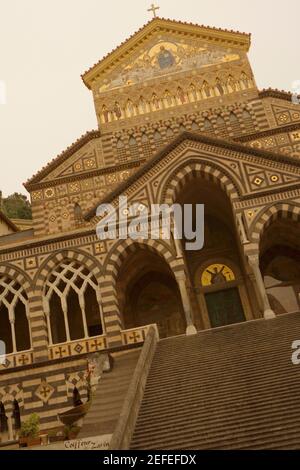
[19,413,40,438]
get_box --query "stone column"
[79,294,89,339]
[10,319,17,353]
[248,254,276,320]
[175,273,197,335]
[100,278,123,348]
[6,411,14,442]
[28,290,49,362]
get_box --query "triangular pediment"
[82,18,251,90]
[24,131,102,189]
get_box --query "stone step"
[79,349,140,439]
[132,409,300,444]
[130,313,300,450]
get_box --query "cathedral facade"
[0,17,300,444]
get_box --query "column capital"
[174,271,187,283]
[248,253,259,267]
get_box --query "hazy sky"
[0,0,299,197]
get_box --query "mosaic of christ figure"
[207,266,227,285]
[157,45,175,69]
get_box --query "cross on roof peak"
[147,3,160,18]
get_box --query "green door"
[205,287,246,328]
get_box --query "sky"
[0,0,299,197]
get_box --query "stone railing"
[48,335,107,360]
[121,325,156,346]
[0,349,33,371]
[49,325,154,361]
[0,325,158,370]
[110,324,159,450]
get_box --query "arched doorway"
[116,247,186,338]
[260,218,300,315]
[174,177,253,329]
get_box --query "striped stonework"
[247,202,300,254]
[102,239,185,348]
[163,160,240,205]
[249,99,270,131]
[0,356,88,435]
[27,290,49,362]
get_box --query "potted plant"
[19,413,41,448]
[64,423,81,441]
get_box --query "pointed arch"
[154,129,162,141]
[129,135,137,147]
[0,265,31,354]
[188,83,198,102]
[35,249,103,288]
[116,138,125,149]
[249,202,300,250]
[229,111,239,123]
[160,160,242,206]
[141,133,149,143]
[101,239,185,340]
[166,127,174,138]
[43,259,104,344]
[203,117,213,131]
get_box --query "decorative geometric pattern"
[247,126,300,158]
[94,242,106,255]
[0,351,33,371]
[244,164,299,192]
[25,257,37,269]
[272,105,300,127]
[35,380,54,403]
[122,326,152,345]
[74,343,84,354]
[49,335,107,360]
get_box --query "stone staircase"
[79,349,140,438]
[130,312,300,450]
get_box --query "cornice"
[236,122,300,143]
[259,88,296,102]
[27,160,143,193]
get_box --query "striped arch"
[0,264,33,357]
[35,249,103,288]
[0,264,32,293]
[101,238,185,347]
[0,386,24,410]
[249,202,300,251]
[160,159,242,205]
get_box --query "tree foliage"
[1,192,32,220]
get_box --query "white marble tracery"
[0,276,31,353]
[43,261,103,345]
